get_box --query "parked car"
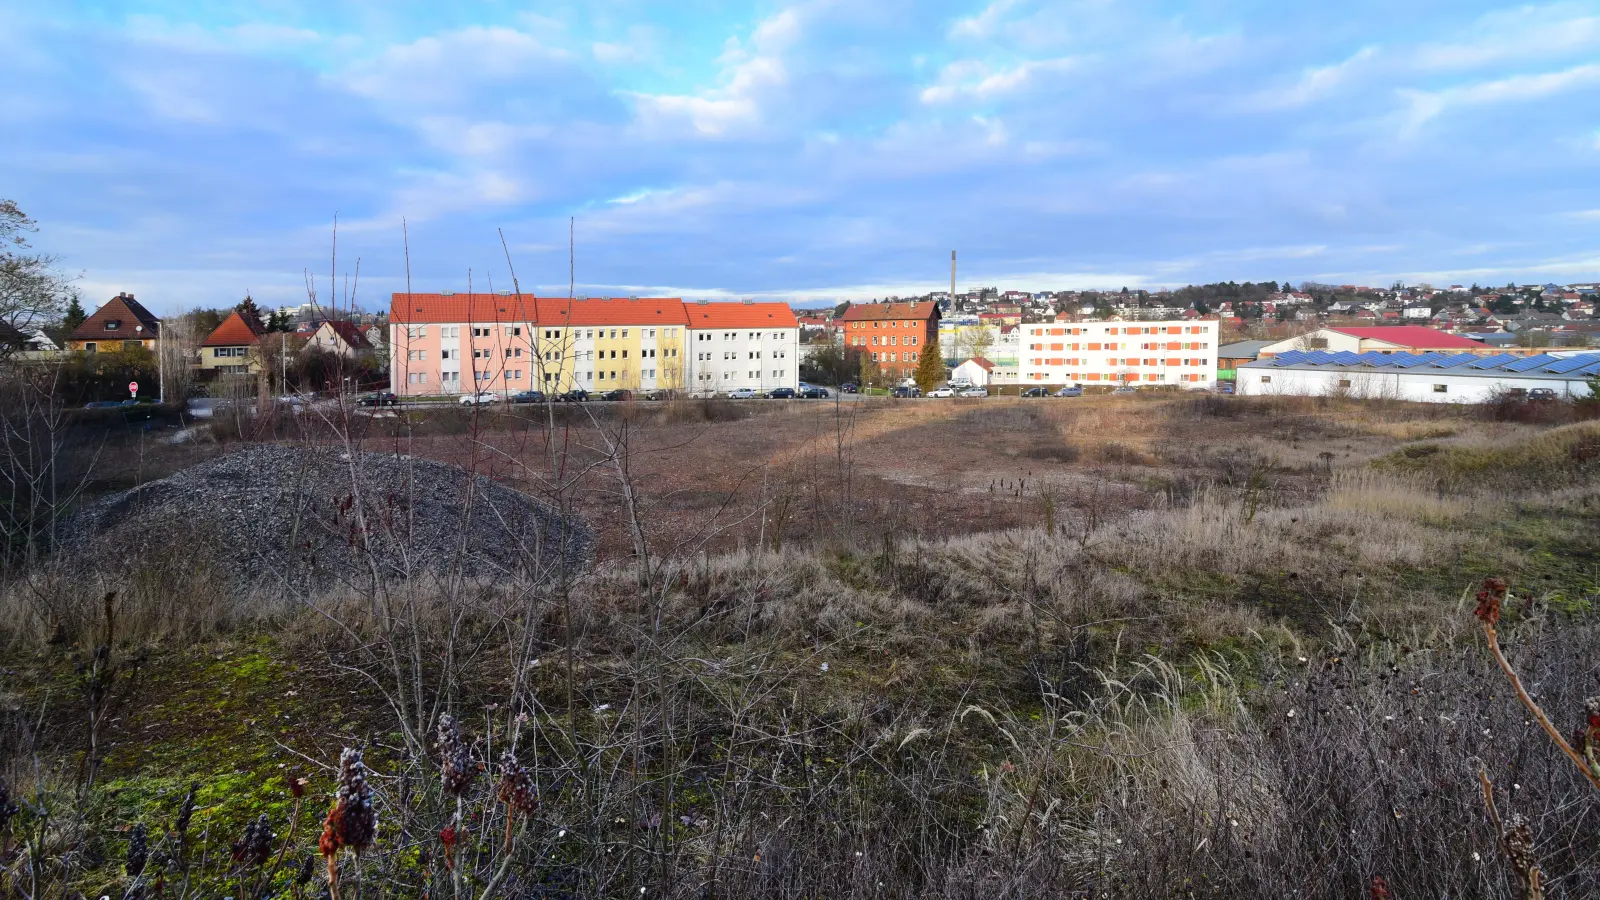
[358,391,398,407]
[891,386,922,398]
[184,397,230,418]
[601,389,633,401]
[1528,388,1559,402]
[644,389,676,401]
[1021,387,1048,398]
[1053,385,1083,398]
[928,387,956,398]
[839,382,859,394]
[83,400,123,409]
[1217,383,1235,395]
[768,387,796,399]
[459,391,500,406]
[510,390,547,404]
[1111,385,1138,395]
[559,389,590,403]
[958,387,989,398]
[728,387,759,399]
[799,386,829,399]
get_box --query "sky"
[3,0,1599,313]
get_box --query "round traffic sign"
[129,381,139,396]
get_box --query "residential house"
[198,310,265,375]
[67,292,161,353]
[838,300,941,385]
[305,320,374,358]
[951,357,995,387]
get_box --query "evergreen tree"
[62,294,87,332]
[914,334,945,393]
[236,294,264,324]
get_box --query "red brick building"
[837,301,942,383]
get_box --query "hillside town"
[9,277,1600,407]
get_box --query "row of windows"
[408,325,684,340]
[849,335,920,347]
[411,347,680,362]
[211,347,248,358]
[869,351,919,363]
[1027,325,1210,337]
[849,320,922,330]
[1026,372,1211,383]
[1027,341,1209,352]
[1034,358,1208,368]
[695,331,790,342]
[695,370,788,381]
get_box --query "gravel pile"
[60,445,589,591]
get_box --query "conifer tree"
[915,333,945,393]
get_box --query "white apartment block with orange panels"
[1017,318,1219,387]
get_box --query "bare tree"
[0,200,78,344]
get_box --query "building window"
[1260,376,1272,384]
[1338,379,1351,387]
[1433,384,1448,393]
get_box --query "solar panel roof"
[1468,354,1518,369]
[1430,353,1480,369]
[1503,354,1559,372]
[1541,356,1598,374]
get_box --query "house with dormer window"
[68,292,162,353]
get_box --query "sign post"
[129,381,139,399]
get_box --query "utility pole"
[950,250,956,303]
[158,318,165,404]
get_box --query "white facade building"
[685,300,800,395]
[1238,350,1600,402]
[1017,318,1219,387]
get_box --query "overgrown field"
[3,395,1598,898]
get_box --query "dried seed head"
[0,779,17,832]
[319,748,377,857]
[1474,578,1507,627]
[496,751,537,816]
[126,822,149,877]
[436,715,476,797]
[1501,813,1540,883]
[232,813,275,867]
[173,784,197,837]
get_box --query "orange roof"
[536,297,690,328]
[837,301,939,323]
[389,292,540,324]
[684,301,798,329]
[201,310,265,347]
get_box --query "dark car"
[559,389,590,403]
[644,389,676,401]
[601,389,633,401]
[891,386,921,398]
[1022,387,1048,398]
[800,386,829,399]
[768,387,797,399]
[1528,388,1559,402]
[839,382,859,394]
[357,391,399,407]
[510,390,547,404]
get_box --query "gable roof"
[1218,340,1273,358]
[317,320,373,350]
[387,293,690,328]
[202,310,266,347]
[389,292,540,324]
[1328,326,1482,350]
[70,293,161,341]
[960,357,996,371]
[837,301,941,323]
[685,301,798,329]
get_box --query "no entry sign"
[129,381,139,397]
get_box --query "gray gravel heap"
[60,444,589,591]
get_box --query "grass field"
[3,394,1598,898]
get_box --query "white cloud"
[591,25,662,65]
[920,56,1078,104]
[1567,210,1600,221]
[1243,47,1377,110]
[629,6,805,136]
[1400,62,1600,133]
[1415,5,1600,70]
[950,0,1025,39]
[343,26,566,105]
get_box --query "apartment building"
[837,301,941,384]
[388,293,800,396]
[1017,318,1219,386]
[684,300,800,395]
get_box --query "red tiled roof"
[201,311,266,347]
[319,320,373,350]
[70,293,161,341]
[389,292,541,324]
[963,357,996,370]
[837,301,940,323]
[684,301,798,329]
[1330,326,1484,349]
[540,297,691,328]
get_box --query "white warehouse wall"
[1237,367,1594,402]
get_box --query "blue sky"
[3,1,1599,312]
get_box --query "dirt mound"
[60,444,588,591]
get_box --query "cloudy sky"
[3,1,1598,312]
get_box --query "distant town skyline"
[4,1,1598,314]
